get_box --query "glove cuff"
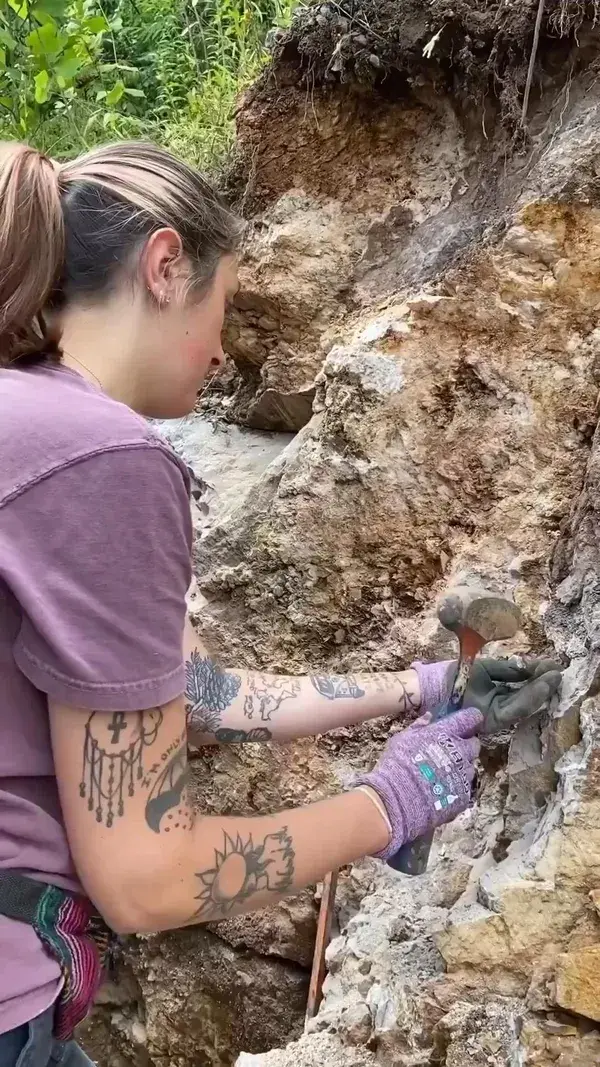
[410,659,450,714]
[354,765,417,862]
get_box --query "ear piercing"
[146,285,171,305]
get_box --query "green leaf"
[123,87,145,97]
[33,0,66,16]
[26,20,67,58]
[105,79,124,107]
[0,48,5,69]
[0,28,18,50]
[84,111,100,135]
[54,51,81,81]
[7,0,28,19]
[83,14,108,33]
[95,88,106,101]
[32,7,55,25]
[99,62,138,74]
[34,68,50,104]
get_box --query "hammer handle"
[386,647,478,875]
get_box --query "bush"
[0,0,295,167]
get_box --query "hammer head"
[438,585,521,644]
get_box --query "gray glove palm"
[413,657,563,735]
[446,657,562,734]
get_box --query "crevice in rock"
[83,927,310,1067]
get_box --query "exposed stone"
[520,1018,600,1067]
[237,1032,375,1067]
[432,999,521,1067]
[155,413,293,538]
[207,892,318,968]
[435,903,511,976]
[220,195,364,431]
[555,945,600,1023]
[197,198,598,675]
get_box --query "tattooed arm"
[50,694,389,933]
[184,621,421,746]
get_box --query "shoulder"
[0,364,189,505]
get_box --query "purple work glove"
[355,707,483,862]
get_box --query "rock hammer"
[387,585,521,876]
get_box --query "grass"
[154,0,296,169]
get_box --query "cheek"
[181,304,224,366]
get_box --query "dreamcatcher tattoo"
[80,709,163,828]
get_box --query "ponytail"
[0,143,64,366]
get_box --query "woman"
[0,141,561,1066]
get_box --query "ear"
[141,228,184,304]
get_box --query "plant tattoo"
[243,675,301,722]
[80,709,163,828]
[185,651,242,735]
[215,727,272,744]
[372,673,421,713]
[194,827,295,920]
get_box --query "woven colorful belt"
[0,872,111,1039]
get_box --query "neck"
[58,300,144,411]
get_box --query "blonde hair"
[0,141,242,366]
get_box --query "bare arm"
[184,621,421,746]
[50,695,389,935]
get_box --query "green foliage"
[0,0,140,138]
[166,0,295,167]
[0,0,295,167]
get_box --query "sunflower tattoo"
[194,827,295,919]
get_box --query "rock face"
[85,5,600,1065]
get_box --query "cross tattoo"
[108,712,127,744]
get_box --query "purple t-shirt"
[0,364,192,1034]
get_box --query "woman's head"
[0,141,242,417]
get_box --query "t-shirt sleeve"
[2,444,193,711]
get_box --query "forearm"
[132,789,389,932]
[185,627,421,745]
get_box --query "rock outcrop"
[85,4,600,1064]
